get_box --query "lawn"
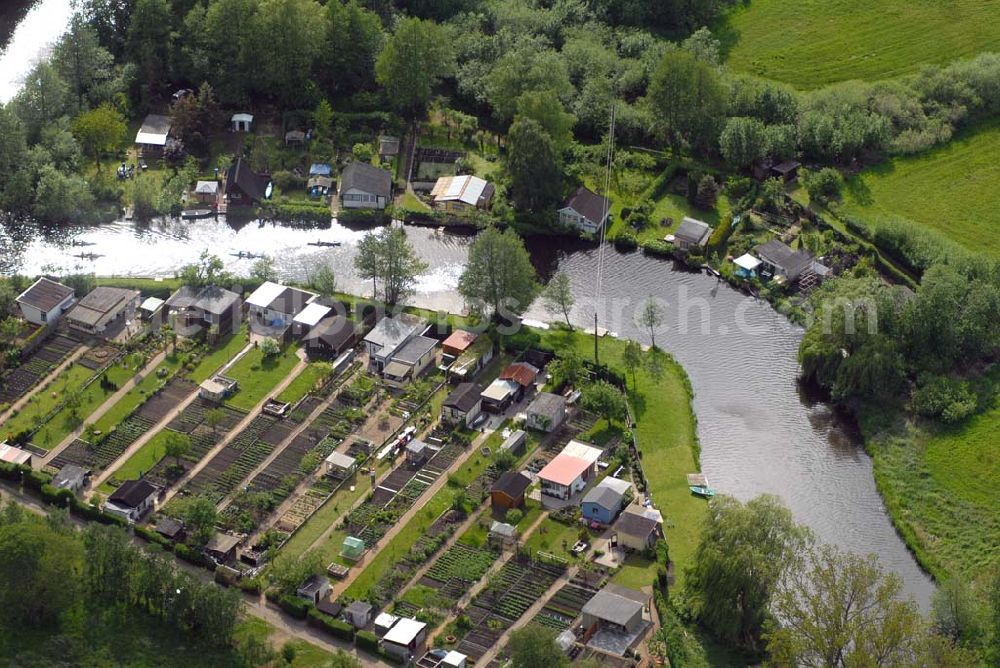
[839,122,1000,257]
[539,328,703,583]
[90,352,184,434]
[720,0,1000,88]
[870,378,1000,583]
[188,327,249,383]
[223,344,302,411]
[279,473,374,561]
[276,362,330,405]
[4,360,136,450]
[97,429,175,494]
[612,554,658,590]
[523,517,581,558]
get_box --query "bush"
[641,239,674,257]
[911,375,978,423]
[174,543,207,567]
[802,167,844,203]
[356,630,379,653]
[337,208,390,226]
[276,594,311,620]
[611,229,638,250]
[506,508,523,525]
[308,608,355,640]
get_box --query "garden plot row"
[421,542,498,595]
[287,396,323,423]
[49,414,159,472]
[136,378,198,422]
[530,580,598,632]
[349,442,463,545]
[141,429,219,488]
[166,396,243,433]
[179,414,278,503]
[454,557,566,662]
[548,411,600,454]
[0,335,80,404]
[273,479,335,532]
[366,509,466,608]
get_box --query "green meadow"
[722,0,1000,88]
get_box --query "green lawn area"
[870,375,1000,583]
[840,122,1000,257]
[344,450,496,599]
[523,517,581,558]
[91,352,184,434]
[721,0,1000,88]
[598,176,730,245]
[97,430,174,494]
[612,554,658,590]
[4,360,137,450]
[276,362,330,405]
[540,328,703,584]
[189,327,249,383]
[223,344,302,411]
[280,473,374,561]
[399,190,430,211]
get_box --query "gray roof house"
[559,186,610,235]
[582,583,649,633]
[363,314,425,371]
[16,277,75,326]
[65,286,140,336]
[166,285,242,337]
[525,392,567,433]
[673,217,713,251]
[339,162,392,210]
[52,464,87,493]
[755,239,818,283]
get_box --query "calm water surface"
[0,214,935,606]
[0,0,73,103]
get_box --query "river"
[0,215,935,606]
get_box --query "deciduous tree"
[622,340,643,389]
[375,17,454,118]
[73,104,126,169]
[506,117,562,213]
[541,271,574,327]
[638,296,664,348]
[647,49,726,153]
[353,228,427,306]
[581,380,627,425]
[458,226,538,321]
[506,625,569,668]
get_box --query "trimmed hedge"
[337,209,390,226]
[356,630,379,654]
[274,593,310,620]
[308,608,355,640]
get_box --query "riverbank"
[865,370,1000,586]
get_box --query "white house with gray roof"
[363,314,426,372]
[339,162,392,210]
[673,217,713,251]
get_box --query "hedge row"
[336,209,390,226]
[307,608,355,640]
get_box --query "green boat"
[689,485,716,498]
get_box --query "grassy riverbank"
[538,327,704,578]
[867,372,1000,585]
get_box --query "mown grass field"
[721,0,1000,88]
[189,328,248,383]
[870,375,1000,583]
[91,353,184,434]
[276,362,330,405]
[223,344,301,411]
[840,122,1000,257]
[98,430,174,494]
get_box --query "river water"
[0,215,935,606]
[0,0,73,103]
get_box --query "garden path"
[37,348,167,469]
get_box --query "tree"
[581,380,627,425]
[767,544,971,666]
[309,263,337,297]
[250,255,277,282]
[312,99,334,143]
[269,549,323,595]
[932,577,985,648]
[352,228,427,306]
[73,104,126,169]
[33,165,94,224]
[802,167,844,203]
[506,625,569,668]
[638,297,664,348]
[12,61,70,143]
[549,349,586,388]
[0,514,84,625]
[205,408,226,434]
[647,49,726,153]
[485,46,574,125]
[195,0,259,105]
[179,251,229,288]
[52,14,115,110]
[542,272,574,327]
[622,340,643,389]
[320,0,383,97]
[506,117,562,213]
[375,17,454,118]
[685,494,810,651]
[458,226,538,321]
[719,117,768,169]
[251,0,325,107]
[125,0,174,111]
[645,346,667,383]
[260,337,280,357]
[0,105,27,196]
[179,496,217,547]
[164,431,192,467]
[515,90,576,152]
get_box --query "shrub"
[911,375,978,423]
[641,239,674,257]
[356,630,379,653]
[611,229,638,250]
[802,167,844,203]
[506,508,523,525]
[308,608,355,640]
[277,594,311,620]
[174,543,206,567]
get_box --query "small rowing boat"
[307,240,342,247]
[181,209,214,220]
[689,485,716,498]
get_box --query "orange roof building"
[499,362,538,388]
[442,329,478,356]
